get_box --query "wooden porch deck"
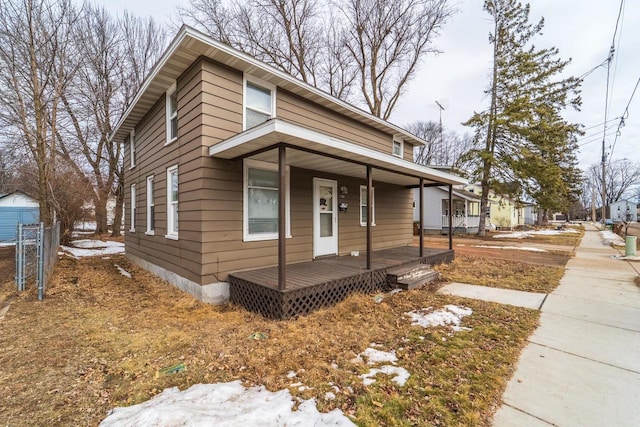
[229,246,454,319]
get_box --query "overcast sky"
[99,0,639,170]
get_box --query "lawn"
[0,253,540,426]
[435,254,566,294]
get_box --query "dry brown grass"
[492,226,584,247]
[435,254,565,294]
[0,254,539,426]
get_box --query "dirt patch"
[0,254,539,426]
[416,235,571,267]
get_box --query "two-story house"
[111,26,466,318]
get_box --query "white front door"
[313,178,338,257]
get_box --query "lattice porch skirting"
[229,250,454,319]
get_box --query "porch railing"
[441,215,480,229]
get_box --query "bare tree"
[179,0,322,84]
[111,12,167,236]
[179,0,453,118]
[587,159,640,207]
[0,0,80,225]
[338,0,453,119]
[56,6,165,236]
[407,120,477,172]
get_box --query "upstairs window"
[166,82,177,144]
[392,137,403,158]
[244,78,275,130]
[360,185,376,226]
[146,175,155,235]
[166,165,178,239]
[129,130,136,168]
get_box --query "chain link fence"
[15,222,60,300]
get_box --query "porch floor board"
[229,246,453,319]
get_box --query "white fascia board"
[112,25,427,146]
[209,119,466,185]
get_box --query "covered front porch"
[229,246,453,319]
[209,118,465,318]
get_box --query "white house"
[610,200,637,223]
[413,186,481,234]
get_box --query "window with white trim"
[243,159,290,241]
[360,185,376,226]
[244,77,275,130]
[392,137,403,158]
[129,183,136,232]
[130,130,136,168]
[166,165,178,239]
[166,82,177,144]
[146,175,155,234]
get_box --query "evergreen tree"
[464,0,581,235]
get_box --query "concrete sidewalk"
[492,224,640,427]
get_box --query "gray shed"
[0,192,40,242]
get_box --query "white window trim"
[146,175,155,235]
[359,185,376,227]
[165,82,177,145]
[392,137,403,158]
[243,75,276,131]
[165,165,178,239]
[129,129,136,169]
[129,183,136,232]
[243,158,291,242]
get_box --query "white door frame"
[313,178,338,257]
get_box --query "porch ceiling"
[209,119,467,187]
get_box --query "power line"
[609,75,640,159]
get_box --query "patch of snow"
[324,392,336,400]
[360,348,397,365]
[471,244,547,252]
[405,305,473,331]
[495,229,579,239]
[330,363,339,370]
[286,371,297,378]
[0,241,16,247]
[599,231,625,247]
[494,232,528,239]
[100,381,355,427]
[74,221,96,231]
[61,240,124,258]
[115,265,132,278]
[360,366,410,387]
[289,382,303,388]
[71,239,123,249]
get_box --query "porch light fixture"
[340,185,348,195]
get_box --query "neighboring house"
[0,191,39,242]
[464,184,519,230]
[413,186,481,234]
[610,200,638,223]
[110,26,465,314]
[518,203,536,226]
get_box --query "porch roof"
[208,119,467,187]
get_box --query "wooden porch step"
[386,264,440,290]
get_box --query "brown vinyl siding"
[125,58,206,285]
[404,141,415,162]
[276,89,395,156]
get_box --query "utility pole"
[601,43,615,228]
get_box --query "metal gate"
[15,222,60,300]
